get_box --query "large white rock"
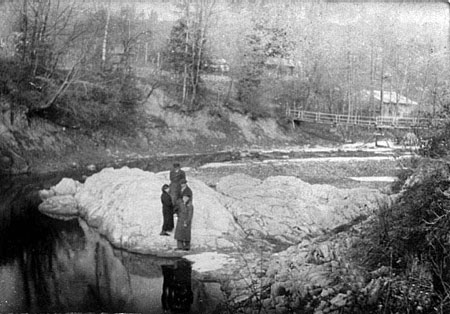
[39,169,388,253]
[39,167,243,253]
[216,174,389,242]
[51,177,81,195]
[39,195,79,220]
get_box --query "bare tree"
[10,0,96,113]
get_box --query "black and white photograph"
[0,0,449,313]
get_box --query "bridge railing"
[287,109,377,126]
[286,106,441,129]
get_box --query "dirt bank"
[1,97,347,175]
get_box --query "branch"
[43,64,78,109]
[142,81,161,102]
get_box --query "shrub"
[364,165,450,312]
[0,58,48,111]
[50,71,143,135]
[419,123,450,158]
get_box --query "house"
[107,45,136,72]
[204,58,230,74]
[264,57,297,76]
[363,90,418,117]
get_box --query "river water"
[0,148,407,313]
[0,172,222,313]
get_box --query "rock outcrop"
[216,173,390,244]
[39,168,391,254]
[38,166,396,311]
[39,167,243,253]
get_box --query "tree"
[164,0,217,111]
[236,26,265,112]
[15,0,87,77]
[109,5,152,72]
[2,0,94,119]
[235,4,294,117]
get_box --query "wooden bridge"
[286,106,436,130]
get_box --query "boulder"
[216,174,389,242]
[51,177,81,195]
[39,169,388,255]
[39,195,79,220]
[39,167,243,253]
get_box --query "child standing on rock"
[160,184,174,236]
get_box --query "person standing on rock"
[174,194,193,251]
[169,163,186,204]
[160,184,174,236]
[180,179,193,203]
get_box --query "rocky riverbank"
[37,153,402,313]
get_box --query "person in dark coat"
[174,194,194,251]
[160,184,174,236]
[180,179,193,203]
[169,163,186,204]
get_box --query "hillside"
[0,82,347,175]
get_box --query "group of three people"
[160,163,194,251]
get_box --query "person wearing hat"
[174,194,194,251]
[160,184,174,236]
[180,178,193,203]
[169,163,186,204]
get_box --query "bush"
[0,58,48,111]
[50,71,143,135]
[419,123,450,158]
[0,56,145,138]
[363,164,450,312]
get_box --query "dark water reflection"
[162,260,194,313]
[0,176,221,313]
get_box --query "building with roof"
[363,90,419,117]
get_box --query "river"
[0,170,223,313]
[0,147,409,313]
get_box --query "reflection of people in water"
[161,259,193,313]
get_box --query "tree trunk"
[448,1,450,68]
[21,0,28,62]
[101,7,110,70]
[380,56,384,116]
[190,2,207,109]
[369,43,375,116]
[182,1,190,106]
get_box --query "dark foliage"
[162,18,208,110]
[0,59,48,111]
[362,163,450,312]
[0,57,143,135]
[236,32,266,119]
[419,123,450,158]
